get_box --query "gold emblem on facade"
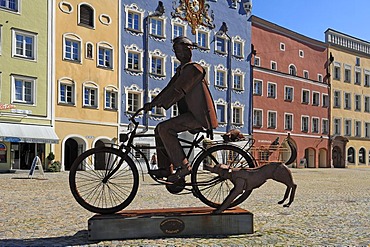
[172,0,215,35]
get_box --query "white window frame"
[83,81,99,108]
[333,90,341,108]
[150,88,166,118]
[214,64,227,89]
[289,64,297,76]
[58,77,75,105]
[301,116,309,132]
[333,62,341,80]
[267,82,277,99]
[365,122,370,138]
[171,103,179,117]
[280,42,285,51]
[254,56,260,66]
[344,119,352,136]
[322,94,329,107]
[12,29,37,60]
[78,3,95,29]
[284,86,293,102]
[334,118,341,135]
[284,113,293,131]
[318,74,323,82]
[125,3,144,34]
[125,84,143,114]
[312,117,319,133]
[312,92,320,106]
[149,49,167,78]
[104,86,118,110]
[12,75,36,105]
[171,18,187,40]
[344,64,351,83]
[232,68,244,91]
[355,121,362,137]
[63,33,82,62]
[215,34,228,55]
[231,101,244,126]
[364,96,370,113]
[253,79,262,96]
[216,98,227,125]
[171,56,181,76]
[85,42,94,59]
[302,89,310,104]
[271,61,277,70]
[253,108,263,127]
[149,15,166,39]
[232,35,245,59]
[196,26,210,50]
[322,119,329,134]
[197,59,210,83]
[0,0,19,12]
[97,41,113,69]
[344,92,351,110]
[267,111,277,129]
[124,44,143,75]
[355,94,361,111]
[303,70,309,79]
[299,49,304,58]
[364,71,370,87]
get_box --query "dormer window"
[79,4,94,28]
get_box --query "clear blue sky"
[252,0,370,42]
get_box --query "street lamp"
[218,22,233,132]
[143,1,165,129]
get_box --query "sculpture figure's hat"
[172,36,197,47]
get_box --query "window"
[0,0,18,11]
[254,56,260,66]
[312,92,320,106]
[355,70,361,85]
[197,59,210,83]
[79,4,94,28]
[344,119,352,136]
[83,82,98,108]
[356,57,360,66]
[232,106,243,126]
[12,29,36,60]
[172,103,179,117]
[322,94,329,107]
[173,24,184,38]
[303,70,309,79]
[126,90,142,113]
[98,43,113,69]
[267,82,276,98]
[285,113,293,130]
[150,17,165,38]
[232,36,244,58]
[355,121,361,137]
[253,80,262,95]
[333,91,341,108]
[12,76,35,104]
[172,58,180,75]
[125,4,144,33]
[215,35,227,54]
[365,73,370,87]
[333,63,341,80]
[58,78,75,105]
[301,116,309,132]
[284,86,293,101]
[232,69,244,91]
[299,50,304,58]
[365,122,370,138]
[322,119,329,134]
[217,103,226,124]
[318,74,323,82]
[268,111,277,129]
[196,28,210,50]
[271,61,277,70]
[280,42,285,51]
[125,44,143,74]
[105,87,118,110]
[355,95,361,111]
[359,148,365,164]
[347,147,355,163]
[253,109,262,127]
[289,65,297,76]
[334,118,341,135]
[150,49,166,77]
[344,66,351,82]
[344,93,351,109]
[150,92,165,117]
[215,64,227,88]
[312,118,319,133]
[63,34,81,62]
[364,96,370,113]
[86,43,93,59]
[302,90,309,104]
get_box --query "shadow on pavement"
[0,230,98,246]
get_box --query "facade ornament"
[171,0,215,35]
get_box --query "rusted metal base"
[88,207,253,240]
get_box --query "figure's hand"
[143,103,153,113]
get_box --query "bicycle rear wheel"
[69,147,139,214]
[191,144,254,209]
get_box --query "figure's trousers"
[155,112,203,171]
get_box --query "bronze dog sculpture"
[204,162,297,214]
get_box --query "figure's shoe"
[149,168,171,179]
[174,163,192,178]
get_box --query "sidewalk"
[0,168,369,246]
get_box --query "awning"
[0,123,59,144]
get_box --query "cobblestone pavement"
[0,168,369,246]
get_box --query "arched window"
[289,65,297,76]
[79,4,94,28]
[359,148,366,164]
[347,147,355,163]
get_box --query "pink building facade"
[251,16,330,168]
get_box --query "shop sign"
[0,103,16,110]
[4,137,21,143]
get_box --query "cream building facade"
[326,29,370,167]
[53,0,120,170]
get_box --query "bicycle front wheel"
[69,147,139,214]
[191,144,254,209]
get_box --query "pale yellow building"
[326,29,370,167]
[53,0,120,170]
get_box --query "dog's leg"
[278,185,291,205]
[283,184,297,207]
[213,178,245,214]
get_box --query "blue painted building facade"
[119,0,252,145]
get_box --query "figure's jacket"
[151,62,218,130]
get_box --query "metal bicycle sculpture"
[69,108,296,214]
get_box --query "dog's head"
[221,129,245,142]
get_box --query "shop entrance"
[11,143,45,170]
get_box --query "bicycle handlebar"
[129,108,145,124]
